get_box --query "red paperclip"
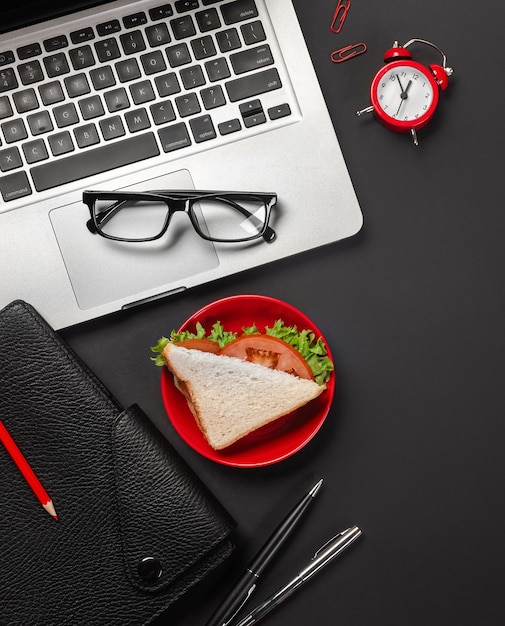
[330,0,351,33]
[330,42,367,63]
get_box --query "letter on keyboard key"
[225,68,281,102]
[30,133,159,191]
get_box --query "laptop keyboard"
[0,0,293,206]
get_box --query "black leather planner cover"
[0,300,235,625]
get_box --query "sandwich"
[152,320,333,450]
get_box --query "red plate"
[161,295,335,467]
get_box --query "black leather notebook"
[0,300,235,625]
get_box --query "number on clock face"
[376,65,434,121]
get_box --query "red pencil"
[0,420,58,521]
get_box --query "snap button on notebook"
[138,556,163,583]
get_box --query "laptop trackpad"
[49,169,219,310]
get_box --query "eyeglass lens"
[93,196,269,242]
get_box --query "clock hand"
[395,79,413,115]
[396,74,406,94]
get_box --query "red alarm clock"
[357,38,453,145]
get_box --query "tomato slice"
[219,334,314,380]
[176,338,221,353]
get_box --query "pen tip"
[309,478,324,497]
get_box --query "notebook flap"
[112,404,235,594]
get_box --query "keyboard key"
[230,44,273,74]
[0,68,18,93]
[0,96,13,119]
[158,122,191,152]
[241,20,266,45]
[116,58,141,82]
[205,57,230,82]
[140,50,167,75]
[23,139,49,164]
[44,53,70,77]
[64,73,91,97]
[166,43,191,67]
[18,61,44,85]
[123,12,147,29]
[149,4,174,20]
[31,133,159,191]
[146,23,171,47]
[120,31,146,55]
[17,43,42,60]
[0,146,23,171]
[95,38,121,63]
[13,88,39,113]
[125,107,151,132]
[175,0,199,12]
[268,103,291,120]
[225,67,281,102]
[70,27,95,44]
[150,100,176,124]
[189,114,216,143]
[196,8,221,32]
[2,119,28,143]
[27,110,53,135]
[74,123,100,148]
[175,92,201,117]
[221,0,258,24]
[48,131,74,156]
[129,80,155,104]
[100,116,126,140]
[69,45,96,70]
[53,102,79,128]
[218,118,241,135]
[104,87,130,112]
[171,15,196,40]
[191,36,217,60]
[0,51,15,67]
[97,20,121,37]
[79,96,104,120]
[90,66,116,90]
[43,35,68,52]
[216,28,241,52]
[0,171,32,201]
[180,65,205,89]
[155,72,181,96]
[239,98,265,127]
[201,85,226,109]
[39,81,65,105]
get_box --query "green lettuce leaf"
[151,319,334,385]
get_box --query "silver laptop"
[0,0,362,329]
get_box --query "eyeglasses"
[83,190,277,244]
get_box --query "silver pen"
[234,525,362,626]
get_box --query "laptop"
[0,0,363,329]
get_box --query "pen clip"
[222,581,257,626]
[330,42,367,64]
[312,528,351,559]
[330,0,351,33]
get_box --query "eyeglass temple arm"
[86,199,128,234]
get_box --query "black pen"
[204,478,324,626]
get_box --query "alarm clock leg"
[356,106,374,116]
[410,128,419,146]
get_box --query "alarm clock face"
[371,59,439,131]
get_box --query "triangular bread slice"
[162,343,325,450]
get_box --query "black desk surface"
[60,2,505,624]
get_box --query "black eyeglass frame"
[83,190,277,244]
